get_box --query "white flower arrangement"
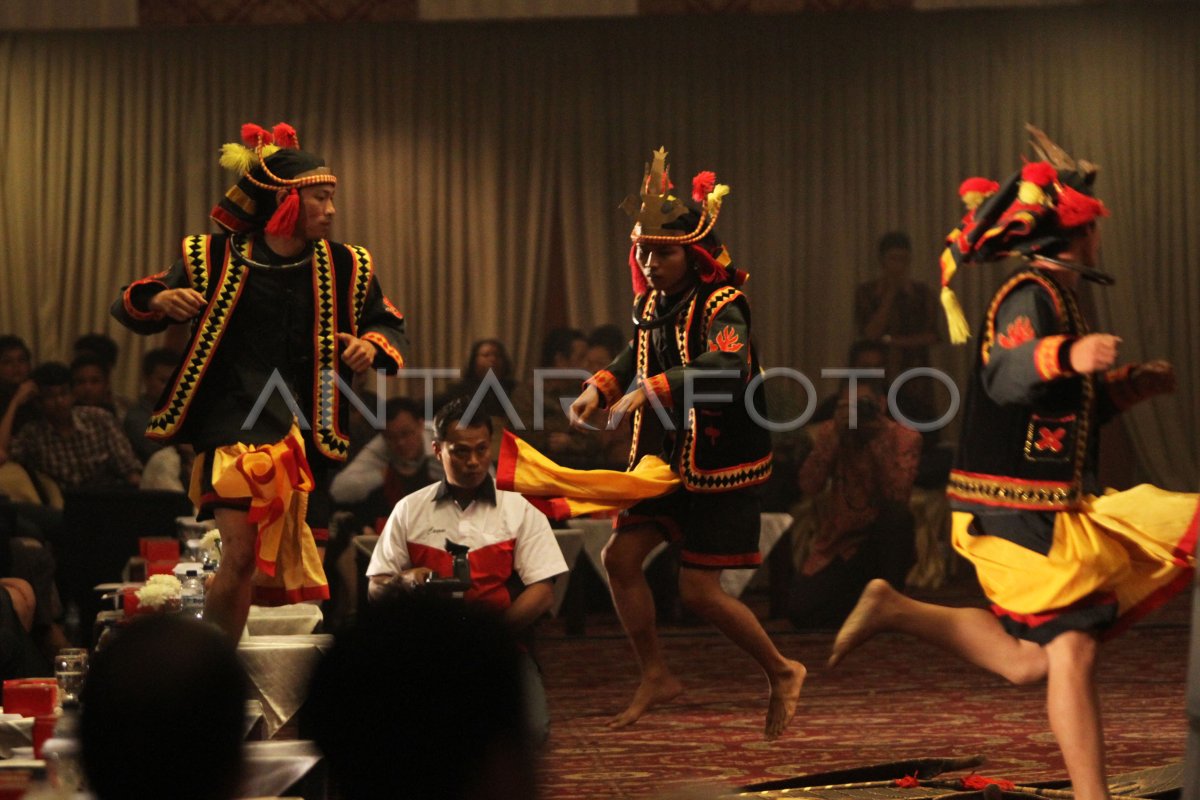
[136,574,183,610]
[199,530,222,560]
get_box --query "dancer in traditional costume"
[830,126,1199,800]
[500,148,804,739]
[113,123,409,640]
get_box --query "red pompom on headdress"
[959,177,1000,197]
[1056,184,1109,228]
[1021,161,1058,187]
[241,123,273,149]
[692,171,717,204]
[271,123,299,150]
[265,188,301,237]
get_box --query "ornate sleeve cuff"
[122,278,169,322]
[362,331,405,371]
[585,370,622,407]
[641,373,673,408]
[1034,335,1076,381]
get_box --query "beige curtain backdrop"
[1,5,1196,488]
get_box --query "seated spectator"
[0,335,36,439]
[0,577,49,680]
[366,397,567,742]
[435,338,518,421]
[788,381,921,630]
[330,397,441,533]
[511,327,600,469]
[306,593,538,800]
[72,333,119,370]
[2,362,141,491]
[811,339,889,424]
[586,323,626,366]
[122,347,179,462]
[70,353,131,422]
[584,324,633,470]
[81,615,248,800]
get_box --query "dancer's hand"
[336,333,377,373]
[398,567,434,591]
[1069,334,1121,373]
[608,387,648,427]
[148,288,207,321]
[569,385,601,430]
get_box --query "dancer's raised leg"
[830,579,1047,685]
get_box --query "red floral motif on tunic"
[709,325,743,353]
[998,315,1035,349]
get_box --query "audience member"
[584,324,633,470]
[435,338,518,420]
[305,593,538,800]
[585,324,626,368]
[122,347,179,462]
[854,231,938,377]
[811,339,889,424]
[788,381,921,629]
[71,333,119,373]
[367,397,567,741]
[330,396,441,532]
[0,577,49,680]
[69,353,130,421]
[1,363,141,491]
[512,327,600,468]
[81,615,248,800]
[0,336,36,439]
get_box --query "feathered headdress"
[938,124,1109,344]
[210,122,337,237]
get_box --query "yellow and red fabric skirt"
[189,426,329,606]
[952,484,1199,643]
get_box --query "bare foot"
[765,659,806,740]
[607,673,684,729]
[828,578,895,668]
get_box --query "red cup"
[122,586,141,616]
[2,679,57,717]
[0,769,32,800]
[32,713,58,758]
[139,536,179,561]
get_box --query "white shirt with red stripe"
[366,477,567,612]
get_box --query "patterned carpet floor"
[535,581,1193,799]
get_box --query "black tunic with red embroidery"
[111,233,409,466]
[946,265,1194,642]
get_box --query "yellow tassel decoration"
[261,144,280,159]
[219,142,256,174]
[941,285,972,344]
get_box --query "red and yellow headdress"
[210,122,338,237]
[939,124,1109,343]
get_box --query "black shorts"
[615,488,762,570]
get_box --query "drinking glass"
[54,648,88,705]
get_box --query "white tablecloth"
[569,512,792,598]
[238,634,334,738]
[245,604,324,636]
[238,740,322,798]
[551,529,583,617]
